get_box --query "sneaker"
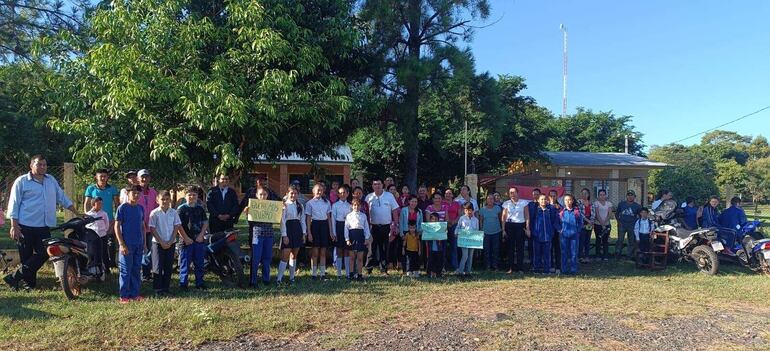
[3,274,19,291]
[119,297,131,304]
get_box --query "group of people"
[2,155,751,304]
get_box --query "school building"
[243,145,353,196]
[479,151,668,206]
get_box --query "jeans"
[445,224,458,271]
[505,222,526,271]
[142,232,153,279]
[578,228,592,259]
[616,223,637,258]
[594,224,611,259]
[551,230,561,270]
[12,225,51,288]
[151,242,174,292]
[533,240,552,273]
[484,232,501,269]
[560,234,579,274]
[119,243,143,298]
[366,224,389,272]
[251,235,274,285]
[179,242,206,287]
[458,248,474,273]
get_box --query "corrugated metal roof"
[254,145,353,164]
[544,151,667,167]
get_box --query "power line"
[671,104,770,144]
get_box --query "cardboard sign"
[247,199,283,223]
[457,229,484,249]
[421,222,447,241]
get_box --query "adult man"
[501,187,529,273]
[416,185,431,212]
[720,197,747,230]
[255,175,280,201]
[365,178,400,274]
[137,169,158,280]
[207,174,240,234]
[4,155,81,290]
[615,190,642,260]
[83,168,120,268]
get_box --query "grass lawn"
[1,212,770,350]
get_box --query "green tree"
[697,130,751,165]
[546,108,645,155]
[648,144,718,202]
[748,136,770,161]
[358,0,490,190]
[44,0,365,181]
[745,157,770,205]
[714,159,748,199]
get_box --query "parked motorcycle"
[204,230,245,287]
[716,221,770,277]
[653,207,723,275]
[44,216,106,299]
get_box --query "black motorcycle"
[204,230,245,287]
[44,216,106,299]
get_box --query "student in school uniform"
[345,198,372,281]
[306,184,334,280]
[634,207,654,263]
[115,185,146,303]
[276,187,307,285]
[177,186,209,291]
[249,188,277,288]
[85,197,110,274]
[558,194,583,275]
[331,185,353,279]
[457,202,480,276]
[531,194,561,274]
[548,190,562,272]
[149,191,183,296]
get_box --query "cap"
[291,179,301,185]
[626,190,636,196]
[125,170,137,178]
[137,169,150,177]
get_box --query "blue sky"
[469,0,770,149]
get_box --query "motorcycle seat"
[46,237,87,249]
[672,227,714,239]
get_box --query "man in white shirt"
[364,178,400,274]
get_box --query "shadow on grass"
[0,295,54,319]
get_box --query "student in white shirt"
[456,202,480,276]
[345,199,371,281]
[276,187,307,284]
[148,191,182,295]
[331,185,353,278]
[306,184,334,280]
[634,207,654,259]
[85,197,110,272]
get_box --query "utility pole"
[464,120,468,179]
[625,134,629,154]
[560,24,568,118]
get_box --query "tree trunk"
[402,0,423,192]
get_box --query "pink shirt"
[139,187,158,231]
[446,201,461,224]
[426,203,449,221]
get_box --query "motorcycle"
[653,207,723,275]
[716,221,770,277]
[204,229,245,287]
[44,216,107,299]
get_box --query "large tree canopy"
[42,0,365,179]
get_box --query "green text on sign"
[457,229,484,249]
[247,199,283,224]
[421,222,447,241]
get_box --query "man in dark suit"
[206,174,240,233]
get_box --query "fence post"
[63,163,76,220]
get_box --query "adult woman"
[455,185,478,213]
[577,188,595,263]
[399,185,411,208]
[592,189,613,261]
[444,188,462,270]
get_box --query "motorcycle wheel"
[759,255,770,278]
[220,250,245,288]
[61,257,82,300]
[691,245,719,275]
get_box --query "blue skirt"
[281,219,304,249]
[349,228,366,251]
[309,219,331,248]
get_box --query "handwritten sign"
[247,199,283,223]
[457,229,484,249]
[421,222,447,241]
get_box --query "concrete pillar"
[465,173,478,200]
[279,164,289,195]
[610,169,620,205]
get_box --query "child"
[149,191,182,296]
[683,197,698,230]
[634,208,654,262]
[548,190,562,272]
[177,186,209,291]
[559,194,583,275]
[114,185,146,303]
[345,198,371,281]
[531,194,561,274]
[457,202,480,276]
[85,197,110,273]
[425,212,445,278]
[277,187,307,285]
[250,188,276,287]
[306,184,333,280]
[331,185,352,278]
[329,180,340,204]
[402,221,421,277]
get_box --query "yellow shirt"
[405,232,420,252]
